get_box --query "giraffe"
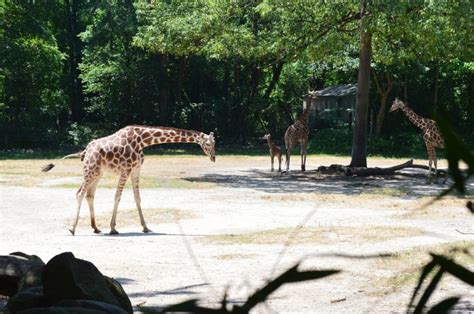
[284,92,318,171]
[42,125,216,235]
[263,134,282,172]
[390,98,446,183]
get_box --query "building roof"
[313,84,357,97]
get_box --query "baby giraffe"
[263,134,282,172]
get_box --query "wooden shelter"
[308,84,357,127]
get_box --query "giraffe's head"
[303,91,318,111]
[262,134,271,140]
[200,132,216,162]
[390,97,405,112]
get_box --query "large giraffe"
[284,92,318,171]
[390,98,446,183]
[42,125,216,235]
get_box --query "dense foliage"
[1,1,472,154]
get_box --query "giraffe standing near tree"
[390,98,446,183]
[284,92,318,171]
[42,125,216,235]
[263,133,282,172]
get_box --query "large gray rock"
[18,307,107,314]
[55,299,128,314]
[42,252,132,314]
[0,253,44,297]
[104,276,133,314]
[6,286,49,313]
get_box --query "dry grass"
[203,225,423,245]
[0,157,216,189]
[78,207,197,228]
[374,241,474,294]
[215,253,256,260]
[395,196,471,219]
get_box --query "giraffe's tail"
[41,151,84,172]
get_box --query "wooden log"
[317,160,448,177]
[344,159,414,176]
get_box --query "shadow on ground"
[184,168,473,197]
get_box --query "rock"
[0,253,44,297]
[42,252,132,313]
[6,286,50,313]
[55,299,128,314]
[18,307,107,313]
[104,277,133,314]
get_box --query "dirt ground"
[1,155,473,313]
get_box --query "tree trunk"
[372,70,392,136]
[434,63,439,108]
[159,55,170,124]
[65,0,84,123]
[350,0,371,167]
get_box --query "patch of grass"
[396,196,471,219]
[364,186,411,197]
[204,226,423,245]
[55,176,216,189]
[0,158,216,189]
[215,253,256,260]
[374,241,473,294]
[78,207,197,228]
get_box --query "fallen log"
[317,160,447,177]
[344,159,414,176]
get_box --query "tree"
[350,0,371,168]
[0,1,66,148]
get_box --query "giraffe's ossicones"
[42,125,216,235]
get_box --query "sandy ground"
[0,155,473,313]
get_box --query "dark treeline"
[1,1,472,152]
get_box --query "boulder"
[18,307,107,314]
[0,253,44,296]
[6,286,50,313]
[55,299,128,314]
[42,252,132,313]
[104,276,133,314]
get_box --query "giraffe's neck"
[266,137,277,149]
[137,126,204,148]
[400,105,426,130]
[299,107,310,123]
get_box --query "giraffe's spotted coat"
[284,92,318,171]
[64,125,216,235]
[390,98,446,183]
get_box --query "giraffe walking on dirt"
[390,98,446,183]
[42,125,216,235]
[263,134,282,172]
[284,92,318,171]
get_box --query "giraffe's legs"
[277,153,282,172]
[131,168,151,233]
[300,140,308,171]
[86,179,101,234]
[70,183,87,236]
[427,146,435,184]
[285,143,294,171]
[433,150,439,184]
[109,172,129,235]
[270,154,274,172]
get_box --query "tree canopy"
[1,0,472,154]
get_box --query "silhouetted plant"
[160,263,339,313]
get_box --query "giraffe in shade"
[284,92,318,171]
[263,133,282,172]
[42,126,216,235]
[390,98,446,183]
